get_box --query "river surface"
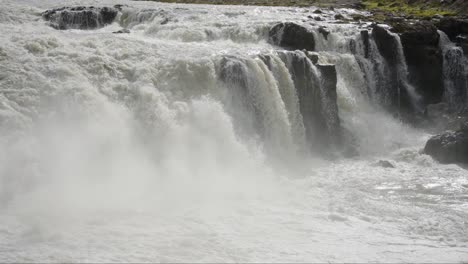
[0,0,467,262]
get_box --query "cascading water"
[438,30,468,110]
[1,0,468,262]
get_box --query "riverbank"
[135,0,467,17]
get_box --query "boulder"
[334,14,345,20]
[424,123,468,164]
[269,22,315,51]
[318,26,330,40]
[392,21,444,105]
[42,6,118,30]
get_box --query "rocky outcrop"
[360,30,370,58]
[42,6,118,30]
[424,123,468,164]
[392,22,444,105]
[372,160,395,168]
[372,24,413,113]
[278,52,340,151]
[372,25,399,65]
[436,18,468,54]
[436,18,468,40]
[316,63,341,145]
[269,22,315,51]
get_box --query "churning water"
[0,0,467,262]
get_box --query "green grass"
[362,0,455,18]
[134,0,320,7]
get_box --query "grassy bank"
[362,0,456,18]
[136,0,463,17]
[134,0,360,8]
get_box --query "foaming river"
[0,0,467,262]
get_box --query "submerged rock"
[318,26,330,40]
[424,123,468,164]
[113,29,130,34]
[373,160,396,168]
[42,6,118,30]
[269,22,315,51]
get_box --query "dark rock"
[392,21,444,106]
[269,22,315,51]
[385,16,405,23]
[373,160,396,168]
[360,30,370,58]
[318,26,330,40]
[436,18,468,40]
[313,9,323,14]
[455,34,468,54]
[313,16,322,21]
[160,17,170,25]
[305,51,319,64]
[113,29,130,34]
[352,2,366,10]
[277,52,340,152]
[316,63,341,148]
[424,124,468,164]
[334,14,345,20]
[113,4,127,11]
[42,6,118,30]
[372,24,406,111]
[351,14,366,21]
[372,25,399,66]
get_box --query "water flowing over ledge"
[0,0,468,262]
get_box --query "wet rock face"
[372,25,399,66]
[392,22,444,105]
[42,6,118,30]
[269,22,315,51]
[279,52,339,151]
[436,18,468,40]
[436,18,468,54]
[371,25,409,113]
[316,64,341,146]
[360,30,370,58]
[424,123,468,164]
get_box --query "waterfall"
[391,31,423,113]
[3,1,468,262]
[438,30,468,110]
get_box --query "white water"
[439,30,468,109]
[1,0,468,262]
